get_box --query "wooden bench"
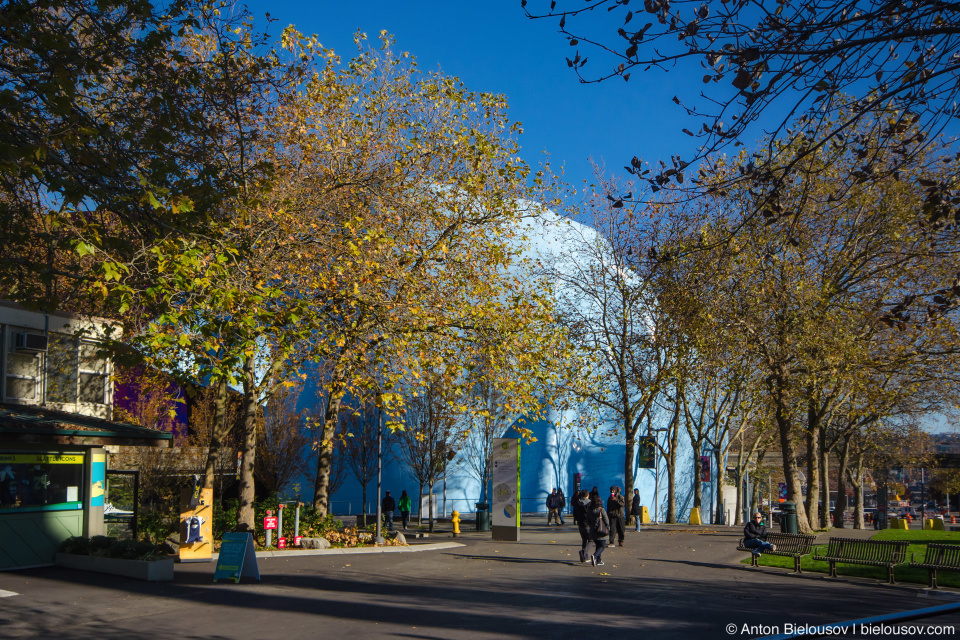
[737,532,817,573]
[910,542,960,589]
[812,537,909,584]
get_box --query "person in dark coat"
[573,490,591,562]
[743,512,776,556]
[557,489,566,525]
[631,488,642,532]
[607,486,626,546]
[381,491,396,531]
[586,494,610,566]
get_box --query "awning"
[0,402,173,448]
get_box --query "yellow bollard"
[452,510,461,537]
[689,507,702,525]
[640,506,650,524]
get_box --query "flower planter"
[55,553,174,582]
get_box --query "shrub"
[59,536,165,561]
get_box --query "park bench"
[812,537,909,584]
[909,542,960,589]
[737,532,817,573]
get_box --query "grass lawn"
[742,529,960,587]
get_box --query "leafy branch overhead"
[522,0,960,206]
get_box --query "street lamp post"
[375,402,385,546]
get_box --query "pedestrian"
[589,485,599,500]
[574,489,591,562]
[586,493,610,566]
[607,485,626,546]
[557,489,566,525]
[546,488,560,525]
[743,511,776,556]
[398,490,411,530]
[631,488,642,532]
[381,490,396,531]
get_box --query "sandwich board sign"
[213,532,260,583]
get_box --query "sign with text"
[700,456,711,483]
[491,438,520,541]
[213,532,260,583]
[637,437,656,469]
[263,516,277,530]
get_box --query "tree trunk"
[819,429,830,530]
[624,429,636,519]
[312,371,346,515]
[772,382,813,534]
[418,481,424,526]
[236,356,258,532]
[714,448,725,525]
[361,481,368,519]
[834,435,851,529]
[733,470,743,526]
[202,379,229,491]
[692,440,703,510]
[804,410,821,531]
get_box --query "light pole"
[375,400,385,546]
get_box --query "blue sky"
[243,1,701,195]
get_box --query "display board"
[179,486,213,563]
[491,438,520,541]
[213,532,260,583]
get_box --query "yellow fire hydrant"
[452,510,461,537]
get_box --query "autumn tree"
[291,36,564,516]
[396,372,464,531]
[685,114,960,532]
[522,0,960,216]
[255,386,310,496]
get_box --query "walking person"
[398,490,412,530]
[381,491,396,531]
[631,488,642,532]
[557,489,567,525]
[607,485,626,546]
[574,490,591,562]
[586,494,610,566]
[546,488,560,525]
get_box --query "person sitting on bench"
[743,512,777,556]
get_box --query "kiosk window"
[0,453,84,511]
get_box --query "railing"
[327,496,577,517]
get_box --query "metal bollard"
[295,503,301,539]
[266,509,273,548]
[278,503,284,547]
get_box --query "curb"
[208,541,465,561]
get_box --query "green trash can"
[780,501,798,534]
[476,502,491,531]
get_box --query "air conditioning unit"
[13,332,48,352]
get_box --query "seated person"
[743,511,777,556]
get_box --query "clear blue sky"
[242,1,700,195]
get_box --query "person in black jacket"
[630,488,642,532]
[607,486,626,546]
[381,491,396,531]
[743,512,776,556]
[573,490,591,562]
[557,489,566,525]
[586,494,610,566]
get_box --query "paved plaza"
[2,523,960,639]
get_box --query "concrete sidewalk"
[2,524,958,639]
